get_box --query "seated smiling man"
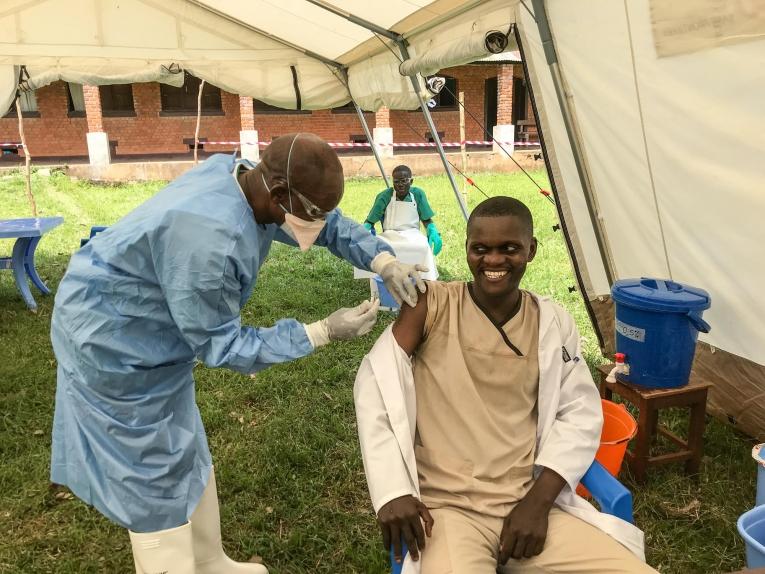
[354,196,656,573]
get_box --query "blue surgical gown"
[50,153,392,532]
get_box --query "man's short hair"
[392,165,412,177]
[467,196,534,236]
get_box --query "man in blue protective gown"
[50,133,427,574]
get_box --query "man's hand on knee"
[498,468,566,564]
[498,497,550,563]
[377,495,434,563]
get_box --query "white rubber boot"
[191,467,268,573]
[129,522,195,574]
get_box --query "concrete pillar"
[238,96,259,162]
[492,124,515,158]
[86,132,111,166]
[373,127,393,159]
[373,106,393,158]
[240,130,259,162]
[83,85,110,166]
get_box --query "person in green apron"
[363,165,442,281]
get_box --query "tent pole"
[339,68,390,188]
[304,0,400,41]
[303,0,487,46]
[353,102,389,188]
[304,0,469,220]
[187,0,342,68]
[530,0,615,285]
[514,25,604,350]
[398,41,468,221]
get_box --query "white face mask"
[263,134,327,252]
[282,213,325,252]
[280,221,297,241]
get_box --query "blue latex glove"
[363,222,373,232]
[426,223,442,256]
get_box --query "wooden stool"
[597,363,711,483]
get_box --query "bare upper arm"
[391,285,428,356]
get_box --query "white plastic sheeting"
[518,0,765,366]
[0,0,515,113]
[20,64,185,91]
[0,65,16,116]
[398,31,505,77]
[348,52,432,112]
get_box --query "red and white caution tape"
[200,140,538,148]
[0,140,538,150]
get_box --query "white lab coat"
[353,292,645,573]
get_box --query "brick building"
[0,58,536,162]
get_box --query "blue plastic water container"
[374,276,400,310]
[611,278,711,389]
[739,505,765,567]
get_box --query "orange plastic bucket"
[576,399,638,497]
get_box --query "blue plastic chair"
[580,459,633,523]
[389,459,633,573]
[80,225,108,247]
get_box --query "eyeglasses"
[392,177,412,186]
[262,172,330,221]
[289,187,330,221]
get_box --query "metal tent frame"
[305,0,469,220]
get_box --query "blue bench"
[0,216,64,311]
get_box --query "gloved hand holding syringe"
[303,298,381,348]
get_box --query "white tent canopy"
[2,0,764,435]
[0,0,514,111]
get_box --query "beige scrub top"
[412,281,540,517]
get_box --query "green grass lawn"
[0,166,757,573]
